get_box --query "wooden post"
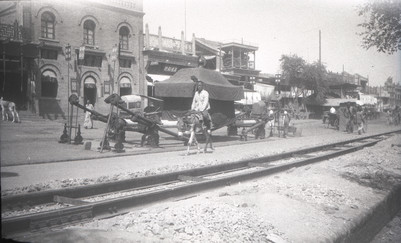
[3,50,6,92]
[100,104,113,153]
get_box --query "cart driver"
[191,79,212,131]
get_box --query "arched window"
[119,26,129,50]
[83,20,96,45]
[41,12,55,39]
[41,70,58,97]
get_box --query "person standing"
[191,79,212,130]
[282,110,291,138]
[267,110,275,137]
[84,99,94,129]
[355,106,366,135]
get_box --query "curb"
[333,183,401,243]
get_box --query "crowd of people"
[325,102,401,135]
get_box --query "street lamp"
[275,74,281,94]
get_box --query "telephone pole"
[319,30,321,67]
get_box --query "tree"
[280,54,306,110]
[302,62,328,105]
[358,0,401,54]
[279,55,328,111]
[384,76,394,90]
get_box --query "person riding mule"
[190,77,212,131]
[177,110,214,155]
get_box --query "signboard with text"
[78,46,85,60]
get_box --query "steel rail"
[2,130,399,236]
[2,129,398,211]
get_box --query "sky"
[143,0,400,86]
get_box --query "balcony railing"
[147,34,193,54]
[222,57,255,70]
[0,22,30,42]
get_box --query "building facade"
[1,0,145,117]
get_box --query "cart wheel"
[259,127,265,139]
[100,139,111,150]
[148,134,159,147]
[141,135,147,147]
[114,141,124,151]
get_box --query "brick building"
[1,0,145,117]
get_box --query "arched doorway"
[119,77,132,96]
[84,76,96,106]
[41,70,58,98]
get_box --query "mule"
[177,111,214,155]
[1,97,20,123]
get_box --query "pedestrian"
[346,103,355,133]
[84,99,94,129]
[282,110,291,138]
[355,106,366,135]
[338,105,349,132]
[267,110,275,137]
[330,106,336,114]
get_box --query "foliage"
[385,76,393,86]
[358,0,401,54]
[280,54,306,88]
[279,54,328,106]
[303,62,328,105]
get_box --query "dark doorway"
[84,86,96,106]
[0,71,27,110]
[120,87,132,96]
[83,76,97,106]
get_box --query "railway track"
[2,130,400,237]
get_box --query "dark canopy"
[155,67,244,101]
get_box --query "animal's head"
[104,94,124,106]
[69,94,79,105]
[177,116,193,136]
[177,117,185,136]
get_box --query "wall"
[29,0,144,118]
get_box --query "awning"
[42,70,57,82]
[84,76,96,88]
[146,74,170,82]
[120,77,131,88]
[236,90,261,105]
[155,67,244,101]
[323,98,358,107]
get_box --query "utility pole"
[319,30,321,68]
[65,44,71,143]
[184,0,187,41]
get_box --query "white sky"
[143,0,400,86]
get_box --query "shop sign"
[163,65,178,73]
[104,81,110,95]
[79,46,85,60]
[71,78,78,92]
